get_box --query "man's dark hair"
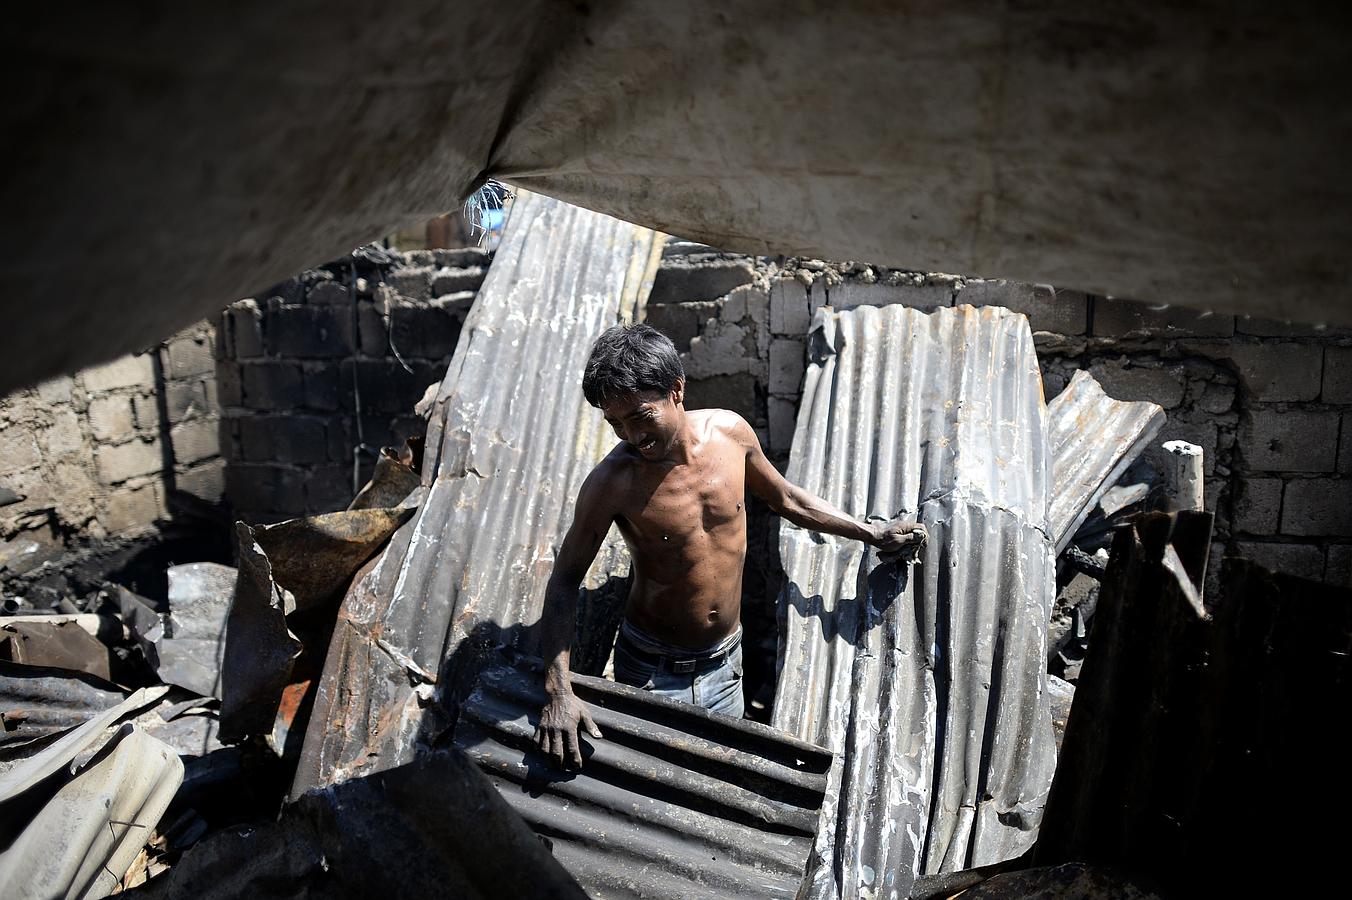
[582,324,685,408]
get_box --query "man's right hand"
[535,691,603,770]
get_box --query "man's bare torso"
[597,409,748,649]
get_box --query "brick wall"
[0,323,224,584]
[215,248,489,523]
[652,245,1352,587]
[207,237,1350,585]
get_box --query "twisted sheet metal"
[771,304,1057,899]
[455,660,832,900]
[293,192,662,794]
[1046,370,1165,553]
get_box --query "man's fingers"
[582,711,603,739]
[546,729,561,765]
[565,728,582,769]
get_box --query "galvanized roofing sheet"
[771,304,1057,899]
[0,724,182,900]
[293,192,663,794]
[455,659,832,900]
[1046,370,1165,553]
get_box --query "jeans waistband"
[618,619,742,658]
[617,620,741,674]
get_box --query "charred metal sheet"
[219,523,302,742]
[0,723,183,900]
[252,507,416,613]
[0,684,168,790]
[931,862,1162,899]
[454,659,832,899]
[151,563,237,698]
[293,192,662,795]
[1045,370,1165,554]
[348,438,423,511]
[771,304,1056,898]
[0,662,127,750]
[0,619,120,684]
[138,749,586,900]
[215,506,415,745]
[1037,515,1351,896]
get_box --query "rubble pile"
[0,440,427,897]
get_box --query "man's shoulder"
[695,408,756,447]
[577,447,634,510]
[691,407,752,434]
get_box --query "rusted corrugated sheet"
[771,304,1057,899]
[293,192,663,795]
[454,659,832,900]
[1045,370,1165,553]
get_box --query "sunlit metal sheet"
[293,192,663,794]
[455,660,832,900]
[0,724,182,900]
[771,304,1057,899]
[1046,370,1165,553]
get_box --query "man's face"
[602,384,684,461]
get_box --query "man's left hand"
[870,518,927,562]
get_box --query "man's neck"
[658,411,698,465]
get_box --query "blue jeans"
[612,626,745,718]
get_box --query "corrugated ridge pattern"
[455,663,832,900]
[294,192,662,793]
[1046,369,1166,552]
[771,304,1056,899]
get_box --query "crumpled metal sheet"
[0,662,127,750]
[216,505,418,745]
[455,660,832,900]
[1045,370,1165,554]
[218,523,303,743]
[0,684,169,790]
[149,563,238,698]
[252,507,417,613]
[348,438,423,512]
[0,723,183,900]
[293,191,662,795]
[771,304,1057,899]
[136,748,586,900]
[0,619,119,684]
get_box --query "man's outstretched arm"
[737,415,927,556]
[535,468,613,769]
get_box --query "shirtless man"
[535,324,926,769]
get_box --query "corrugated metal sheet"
[293,192,663,794]
[0,685,181,900]
[771,304,1057,899]
[0,724,182,900]
[1045,370,1165,553]
[454,659,832,899]
[0,662,128,749]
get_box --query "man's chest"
[618,452,746,540]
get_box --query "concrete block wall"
[0,322,223,581]
[654,246,1352,586]
[216,248,489,522]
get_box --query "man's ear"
[672,378,685,407]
